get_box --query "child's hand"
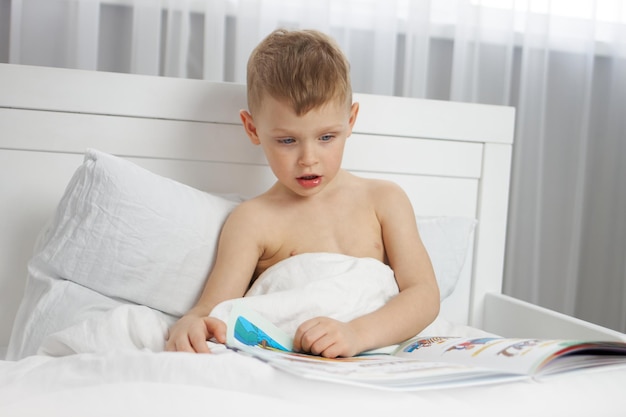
[293,317,361,358]
[165,315,226,353]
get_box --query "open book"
[225,303,626,391]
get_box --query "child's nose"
[298,144,318,166]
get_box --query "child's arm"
[165,202,265,353]
[293,181,440,358]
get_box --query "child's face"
[241,96,359,198]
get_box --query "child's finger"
[189,332,211,353]
[204,317,227,344]
[293,318,321,351]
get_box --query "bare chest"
[254,206,384,278]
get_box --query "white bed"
[1,63,625,416]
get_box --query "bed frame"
[0,63,623,355]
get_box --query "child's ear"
[240,110,261,145]
[348,102,360,133]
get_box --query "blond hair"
[246,29,352,116]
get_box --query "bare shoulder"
[366,177,405,195]
[351,175,415,222]
[352,175,410,204]
[223,194,272,229]
[215,194,275,262]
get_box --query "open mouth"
[297,175,322,188]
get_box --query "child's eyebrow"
[269,125,345,136]
[268,128,295,136]
[318,125,344,133]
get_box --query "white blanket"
[15,254,626,416]
[38,304,174,356]
[39,252,489,356]
[38,253,400,355]
[211,252,400,336]
[4,348,626,417]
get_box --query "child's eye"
[278,138,296,144]
[320,135,334,142]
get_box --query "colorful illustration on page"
[497,339,540,357]
[402,337,449,352]
[234,315,290,351]
[445,338,498,354]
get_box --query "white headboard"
[0,63,515,348]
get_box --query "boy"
[165,29,439,358]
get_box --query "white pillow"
[7,149,475,359]
[416,216,476,300]
[7,269,125,359]
[7,150,238,359]
[37,150,238,316]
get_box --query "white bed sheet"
[3,298,626,416]
[4,248,626,416]
[1,348,625,417]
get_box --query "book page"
[394,336,626,375]
[232,341,524,390]
[226,301,294,351]
[225,303,626,379]
[224,303,525,390]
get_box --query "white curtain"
[3,0,626,332]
